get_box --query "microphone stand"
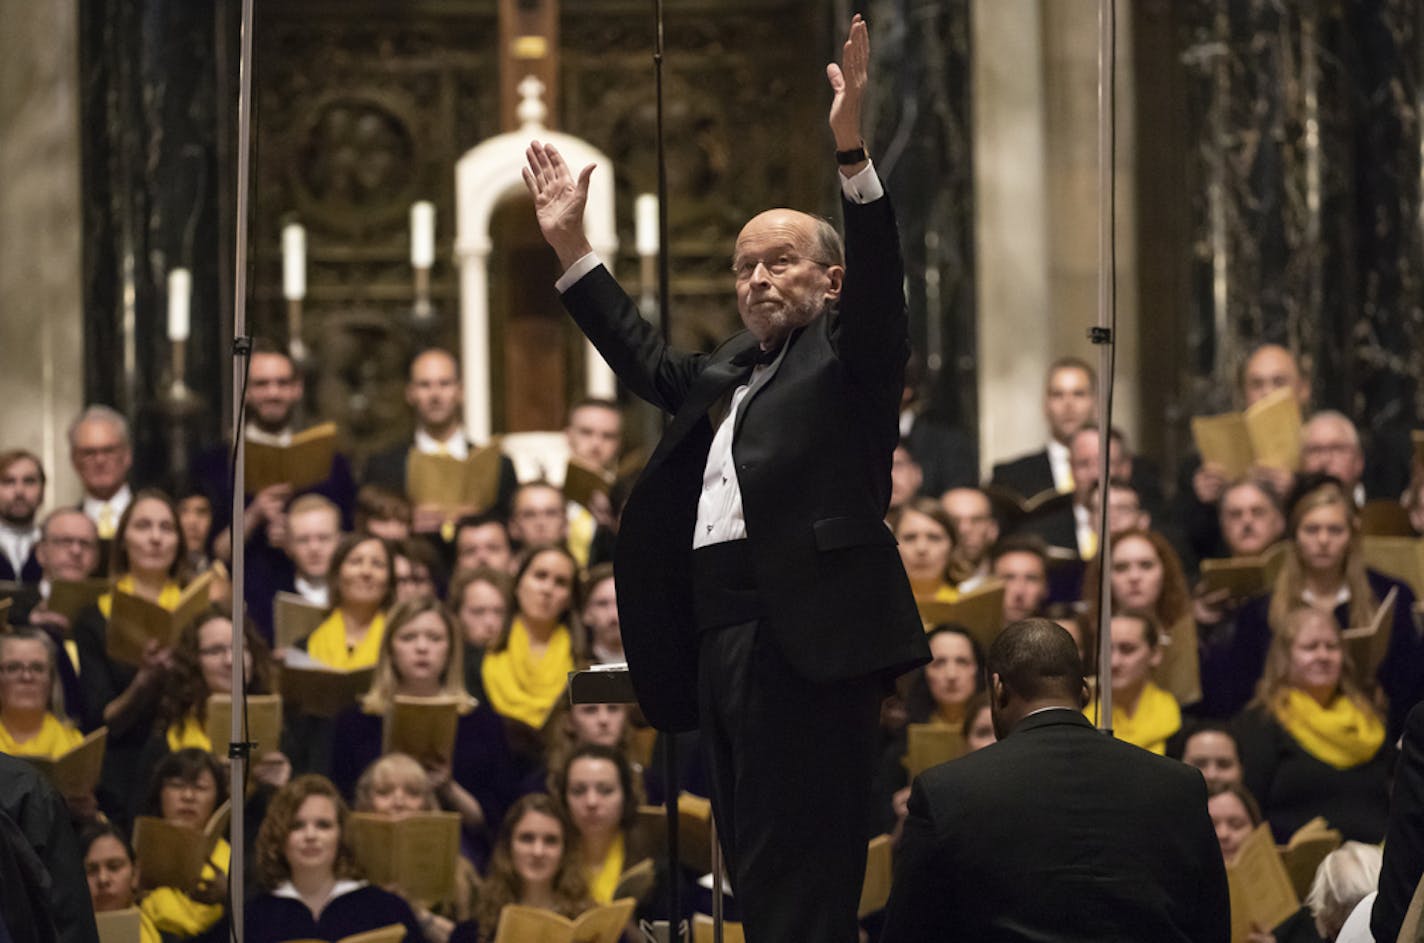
[227,0,257,935]
[1091,0,1117,736]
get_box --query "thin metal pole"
[1093,0,1117,735]
[709,815,723,943]
[653,0,671,345]
[228,0,256,933]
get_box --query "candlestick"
[635,193,659,257]
[282,223,305,300]
[167,268,191,342]
[411,201,435,269]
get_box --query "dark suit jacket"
[362,440,519,520]
[904,411,978,498]
[881,709,1229,942]
[0,544,41,584]
[1373,701,1424,943]
[559,188,929,731]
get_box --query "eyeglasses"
[73,444,126,463]
[0,661,49,679]
[730,254,832,282]
[197,645,230,659]
[161,777,215,795]
[44,535,98,552]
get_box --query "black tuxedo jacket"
[560,189,929,731]
[881,709,1229,942]
[363,441,519,520]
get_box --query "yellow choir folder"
[245,422,338,494]
[133,799,231,894]
[917,581,1007,652]
[281,925,406,943]
[48,578,109,622]
[493,899,635,943]
[272,592,327,651]
[405,444,503,514]
[1154,614,1203,708]
[107,571,214,665]
[1278,817,1341,901]
[1191,387,1302,480]
[1198,543,1287,599]
[22,727,107,797]
[902,723,966,780]
[94,908,142,943]
[205,693,282,761]
[1360,535,1424,598]
[277,650,375,718]
[858,834,894,918]
[636,793,714,875]
[382,695,460,768]
[347,811,461,905]
[1341,585,1398,681]
[1226,824,1299,943]
[563,458,615,509]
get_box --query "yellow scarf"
[481,618,574,729]
[1092,681,1180,755]
[587,831,626,904]
[138,837,229,937]
[0,713,84,758]
[98,576,182,618]
[1274,689,1385,770]
[165,713,212,754]
[306,610,387,670]
[932,583,960,604]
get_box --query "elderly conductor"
[521,15,928,941]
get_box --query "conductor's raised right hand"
[523,141,596,270]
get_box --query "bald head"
[987,618,1088,738]
[1241,344,1309,408]
[732,210,844,347]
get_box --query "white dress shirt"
[0,520,39,576]
[1046,439,1073,493]
[82,483,132,533]
[414,427,469,459]
[293,576,330,608]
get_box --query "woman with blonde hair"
[1237,607,1391,843]
[459,794,591,943]
[0,627,84,758]
[237,774,426,943]
[353,753,482,943]
[1227,475,1421,732]
[329,597,518,862]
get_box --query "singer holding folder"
[522,16,928,940]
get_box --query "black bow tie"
[733,344,782,368]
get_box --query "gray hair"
[67,404,130,449]
[0,627,70,722]
[809,215,844,267]
[1302,410,1361,451]
[1304,841,1382,939]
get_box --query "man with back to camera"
[522,16,928,940]
[881,618,1229,942]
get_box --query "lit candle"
[411,201,435,268]
[635,194,659,257]
[282,223,306,301]
[167,268,191,342]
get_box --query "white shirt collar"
[1046,439,1073,492]
[245,424,293,447]
[270,878,366,902]
[413,427,468,460]
[1302,584,1351,608]
[294,576,329,608]
[82,483,132,520]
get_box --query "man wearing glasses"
[68,405,134,544]
[522,16,928,941]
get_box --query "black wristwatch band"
[835,145,868,165]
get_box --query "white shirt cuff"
[839,159,883,204]
[555,252,603,293]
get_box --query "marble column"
[865,0,978,452]
[1176,0,1423,497]
[79,0,224,491]
[0,0,85,505]
[971,0,1053,476]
